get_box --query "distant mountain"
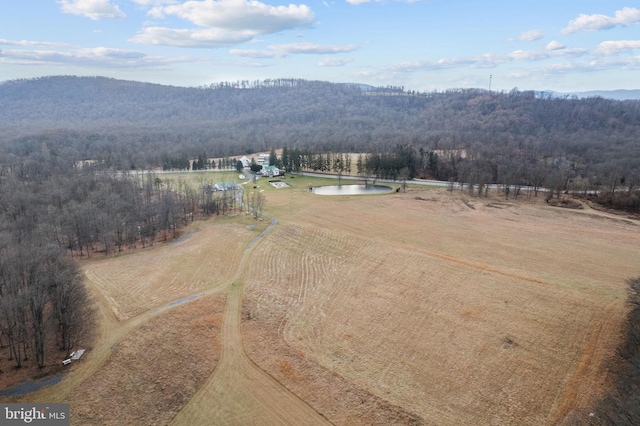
[543,89,640,101]
[574,90,640,100]
[1,76,639,172]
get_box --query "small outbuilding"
[213,182,239,191]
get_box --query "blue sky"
[1,1,639,92]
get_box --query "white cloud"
[130,27,257,47]
[230,42,357,58]
[78,47,146,60]
[388,60,427,72]
[507,55,640,81]
[561,7,640,35]
[516,29,543,41]
[58,0,126,20]
[507,50,548,61]
[0,39,68,47]
[273,42,357,54]
[546,40,565,51]
[161,0,314,32]
[228,49,281,58]
[318,57,353,67]
[385,46,588,73]
[352,70,376,77]
[344,0,418,4]
[436,54,500,69]
[595,40,640,56]
[131,0,177,5]
[131,0,315,47]
[549,62,597,73]
[554,47,589,57]
[147,6,166,18]
[0,46,180,68]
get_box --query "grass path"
[170,283,330,425]
[24,213,328,425]
[171,215,329,424]
[18,213,328,425]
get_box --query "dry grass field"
[4,178,638,425]
[241,187,638,425]
[67,294,226,425]
[83,219,255,321]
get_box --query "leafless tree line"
[0,154,246,371]
[352,143,640,210]
[0,239,92,369]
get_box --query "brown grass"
[67,294,225,425]
[240,187,637,425]
[5,183,638,425]
[242,297,424,425]
[82,219,257,321]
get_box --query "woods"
[2,77,639,212]
[2,78,639,174]
[0,240,91,368]
[0,152,244,372]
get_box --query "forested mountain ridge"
[1,76,639,187]
[3,76,638,134]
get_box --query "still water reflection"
[311,184,392,195]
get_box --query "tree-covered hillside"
[1,76,638,160]
[1,76,639,211]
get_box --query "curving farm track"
[171,284,330,426]
[170,215,330,425]
[9,211,331,425]
[6,186,639,425]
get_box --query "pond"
[311,184,393,195]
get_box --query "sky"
[1,1,640,92]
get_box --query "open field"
[3,179,638,425]
[241,186,638,425]
[67,294,225,425]
[82,219,256,321]
[155,170,243,188]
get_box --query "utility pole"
[489,75,492,92]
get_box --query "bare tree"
[49,256,94,356]
[398,167,410,192]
